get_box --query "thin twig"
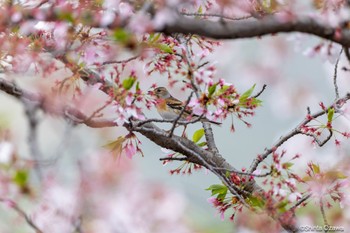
[333,49,343,99]
[290,194,312,210]
[168,92,194,137]
[102,55,139,66]
[159,157,188,162]
[136,114,205,127]
[249,93,350,173]
[0,198,43,233]
[300,129,333,147]
[22,99,43,181]
[84,100,112,123]
[252,84,267,98]
[214,167,272,177]
[197,61,210,69]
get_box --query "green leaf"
[103,136,126,158]
[123,77,136,90]
[198,5,203,13]
[239,84,256,102]
[312,163,320,174]
[192,128,205,143]
[196,141,207,147]
[149,33,161,43]
[251,98,263,106]
[325,171,347,180]
[247,195,265,208]
[13,170,28,187]
[302,176,312,182]
[58,12,74,23]
[208,84,217,98]
[218,85,230,94]
[158,43,173,53]
[206,184,228,199]
[276,200,289,213]
[113,28,131,43]
[327,107,334,123]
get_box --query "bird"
[152,87,221,125]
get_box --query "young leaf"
[206,184,228,197]
[239,84,256,102]
[197,141,207,147]
[158,44,173,54]
[208,84,217,98]
[312,163,320,174]
[103,136,126,158]
[276,200,289,213]
[149,33,161,44]
[198,5,203,14]
[325,171,347,180]
[327,107,334,123]
[13,170,28,187]
[123,77,136,90]
[247,195,265,208]
[193,128,205,143]
[113,28,131,43]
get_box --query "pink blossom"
[252,169,261,176]
[192,105,205,116]
[53,23,69,50]
[207,197,221,207]
[124,143,136,159]
[125,93,134,106]
[11,12,22,23]
[273,187,287,197]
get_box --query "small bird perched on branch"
[152,87,221,125]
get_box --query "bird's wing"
[166,96,185,110]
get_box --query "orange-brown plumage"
[153,87,221,125]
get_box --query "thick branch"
[163,15,350,47]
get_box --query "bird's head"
[153,87,171,99]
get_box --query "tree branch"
[333,49,342,99]
[0,198,43,233]
[249,93,350,173]
[162,15,350,47]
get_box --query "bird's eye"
[156,89,161,92]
